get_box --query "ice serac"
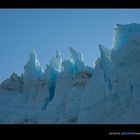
[19,51,49,121]
[23,50,44,82]
[112,23,140,65]
[69,47,85,73]
[50,50,62,72]
[78,23,140,124]
[1,23,140,124]
[112,23,140,50]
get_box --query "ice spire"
[69,47,85,73]
[23,50,44,82]
[50,50,62,72]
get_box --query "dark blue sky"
[1,9,140,82]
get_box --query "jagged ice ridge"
[0,23,140,124]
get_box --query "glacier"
[0,23,140,123]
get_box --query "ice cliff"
[0,23,140,124]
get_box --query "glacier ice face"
[1,23,140,124]
[37,71,91,124]
[78,24,140,124]
[45,64,58,101]
[37,72,75,123]
[44,50,62,100]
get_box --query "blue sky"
[1,9,140,82]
